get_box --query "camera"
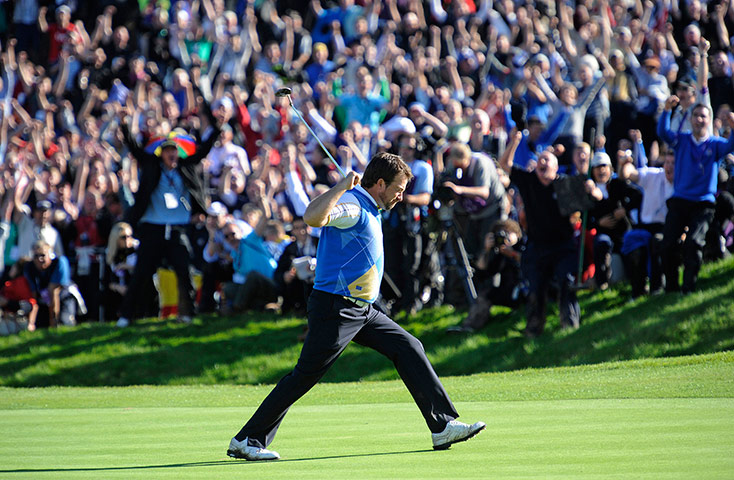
[494,230,509,247]
[432,185,456,222]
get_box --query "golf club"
[275,87,347,178]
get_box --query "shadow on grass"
[3,258,733,386]
[0,449,433,473]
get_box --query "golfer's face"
[381,174,408,211]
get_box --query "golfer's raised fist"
[339,171,361,191]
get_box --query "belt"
[341,296,370,308]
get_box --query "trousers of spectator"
[593,234,614,287]
[623,223,665,297]
[522,239,580,336]
[199,260,233,313]
[223,271,277,311]
[705,191,734,260]
[119,223,196,320]
[235,289,459,448]
[661,198,715,294]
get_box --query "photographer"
[440,143,507,262]
[384,133,434,313]
[274,217,318,315]
[450,220,524,333]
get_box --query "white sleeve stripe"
[326,202,361,229]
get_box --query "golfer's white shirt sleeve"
[324,192,361,229]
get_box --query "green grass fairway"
[2,353,733,479]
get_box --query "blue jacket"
[657,110,734,203]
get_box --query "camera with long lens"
[433,185,456,222]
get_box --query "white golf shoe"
[227,437,280,461]
[431,420,486,450]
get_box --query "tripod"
[432,217,478,307]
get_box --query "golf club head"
[275,87,292,98]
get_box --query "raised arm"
[657,96,680,146]
[499,128,523,174]
[303,171,360,228]
[182,99,221,165]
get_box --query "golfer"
[228,152,485,460]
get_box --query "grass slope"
[1,355,733,479]
[1,257,733,387]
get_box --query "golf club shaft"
[285,96,347,178]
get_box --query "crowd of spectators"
[0,0,733,336]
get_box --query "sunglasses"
[119,234,132,239]
[33,253,47,259]
[225,232,237,239]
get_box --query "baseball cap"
[590,152,612,168]
[56,5,71,15]
[206,201,228,216]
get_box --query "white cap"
[206,201,228,216]
[591,152,612,168]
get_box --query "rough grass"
[1,257,732,387]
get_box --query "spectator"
[384,133,434,314]
[619,150,676,297]
[199,201,233,314]
[24,240,85,330]
[587,152,642,289]
[440,142,507,262]
[1,0,733,336]
[450,219,524,333]
[500,130,602,337]
[103,222,141,321]
[274,217,318,315]
[221,220,279,314]
[657,96,734,294]
[14,200,63,260]
[115,101,221,327]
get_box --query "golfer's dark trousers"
[236,289,459,448]
[120,223,196,319]
[661,198,715,293]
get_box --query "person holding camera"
[449,219,524,333]
[274,217,318,315]
[383,133,434,314]
[440,143,507,263]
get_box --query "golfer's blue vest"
[313,188,383,303]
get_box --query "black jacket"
[121,109,221,228]
[589,177,643,247]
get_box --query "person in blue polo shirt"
[226,152,485,461]
[657,95,734,293]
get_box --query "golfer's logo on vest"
[348,264,379,300]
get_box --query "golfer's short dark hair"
[361,152,413,188]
